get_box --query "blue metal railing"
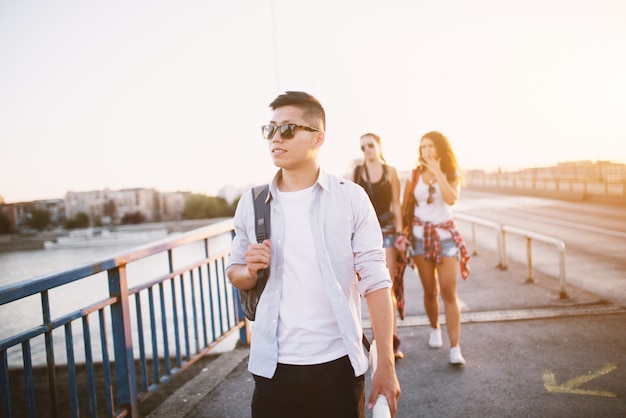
[0,219,247,418]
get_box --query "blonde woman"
[353,133,406,360]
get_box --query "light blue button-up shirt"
[227,168,392,378]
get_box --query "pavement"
[147,246,626,418]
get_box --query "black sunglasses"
[261,123,321,140]
[360,143,375,151]
[427,184,435,204]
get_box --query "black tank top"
[354,164,392,218]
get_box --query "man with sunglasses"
[227,91,400,418]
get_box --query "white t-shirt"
[412,174,455,240]
[275,185,346,365]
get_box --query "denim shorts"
[408,238,459,259]
[382,230,396,248]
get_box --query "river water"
[0,242,153,286]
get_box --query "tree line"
[0,194,240,234]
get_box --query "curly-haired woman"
[397,131,470,365]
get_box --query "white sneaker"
[428,328,443,348]
[450,347,466,365]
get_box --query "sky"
[1,0,625,203]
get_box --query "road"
[150,190,626,418]
[454,189,626,306]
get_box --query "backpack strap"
[362,334,371,352]
[252,184,270,243]
[251,184,270,280]
[401,167,421,233]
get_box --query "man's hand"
[228,239,271,290]
[245,239,271,279]
[369,360,401,417]
[366,288,401,416]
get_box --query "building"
[0,199,65,233]
[158,191,192,221]
[65,188,162,224]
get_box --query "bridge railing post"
[108,265,138,417]
[524,237,535,283]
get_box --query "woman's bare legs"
[413,256,439,329]
[413,256,462,348]
[438,257,461,348]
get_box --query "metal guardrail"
[453,213,503,265]
[455,213,568,299]
[0,219,246,418]
[464,172,626,202]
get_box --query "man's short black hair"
[269,91,326,130]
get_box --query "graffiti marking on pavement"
[543,363,618,397]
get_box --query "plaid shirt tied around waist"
[413,217,470,279]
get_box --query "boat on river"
[43,227,168,249]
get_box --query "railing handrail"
[0,219,235,305]
[455,213,568,299]
[453,213,504,267]
[464,172,626,202]
[501,224,565,249]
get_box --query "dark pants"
[251,355,365,418]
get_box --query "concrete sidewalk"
[149,246,626,418]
